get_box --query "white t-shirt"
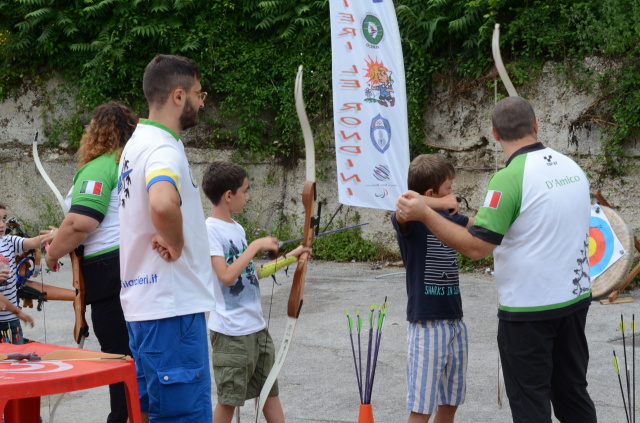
[470,143,591,320]
[69,153,120,259]
[117,119,215,321]
[206,217,265,336]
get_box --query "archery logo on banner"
[329,0,409,211]
[589,204,626,280]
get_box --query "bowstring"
[493,51,503,410]
[38,248,47,344]
[494,78,499,173]
[40,251,52,414]
[31,232,50,413]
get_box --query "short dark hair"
[408,154,455,194]
[202,161,248,205]
[143,54,201,108]
[0,203,5,210]
[492,96,536,141]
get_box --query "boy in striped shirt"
[0,203,50,342]
[391,155,474,423]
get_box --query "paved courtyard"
[14,258,639,422]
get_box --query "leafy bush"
[1,0,638,164]
[457,252,494,273]
[235,211,383,262]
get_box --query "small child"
[391,155,475,423]
[201,161,310,423]
[0,203,52,342]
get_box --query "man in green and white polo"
[396,96,596,423]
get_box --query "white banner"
[329,0,409,211]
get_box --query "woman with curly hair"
[46,101,137,423]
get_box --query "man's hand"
[396,190,429,223]
[44,243,61,272]
[45,255,60,272]
[149,181,184,261]
[152,233,182,262]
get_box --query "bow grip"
[287,181,316,318]
[71,251,90,344]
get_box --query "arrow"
[1,350,130,361]
[278,223,368,247]
[346,310,363,404]
[614,350,631,423]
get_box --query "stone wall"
[1,58,638,251]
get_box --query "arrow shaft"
[278,223,368,247]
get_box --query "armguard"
[258,255,298,278]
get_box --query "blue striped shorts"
[406,319,468,415]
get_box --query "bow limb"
[288,64,317,319]
[33,132,69,215]
[255,65,318,420]
[296,64,316,185]
[70,250,89,344]
[492,24,518,97]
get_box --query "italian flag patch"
[80,180,103,195]
[482,190,502,209]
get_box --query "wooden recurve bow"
[33,132,89,421]
[491,23,518,410]
[255,65,318,420]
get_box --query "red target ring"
[588,226,605,266]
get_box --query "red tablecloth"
[0,342,141,422]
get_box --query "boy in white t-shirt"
[202,160,310,423]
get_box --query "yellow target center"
[588,237,596,257]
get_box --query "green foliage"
[457,252,494,273]
[311,219,380,262]
[396,0,498,154]
[236,211,295,249]
[595,51,640,176]
[0,0,639,166]
[236,212,384,262]
[21,195,64,236]
[504,0,640,174]
[1,0,639,262]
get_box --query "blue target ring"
[589,215,615,276]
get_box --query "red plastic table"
[0,342,142,423]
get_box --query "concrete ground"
[13,257,639,422]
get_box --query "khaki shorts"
[210,328,279,406]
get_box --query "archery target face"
[589,204,632,296]
[589,214,617,278]
[589,206,624,279]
